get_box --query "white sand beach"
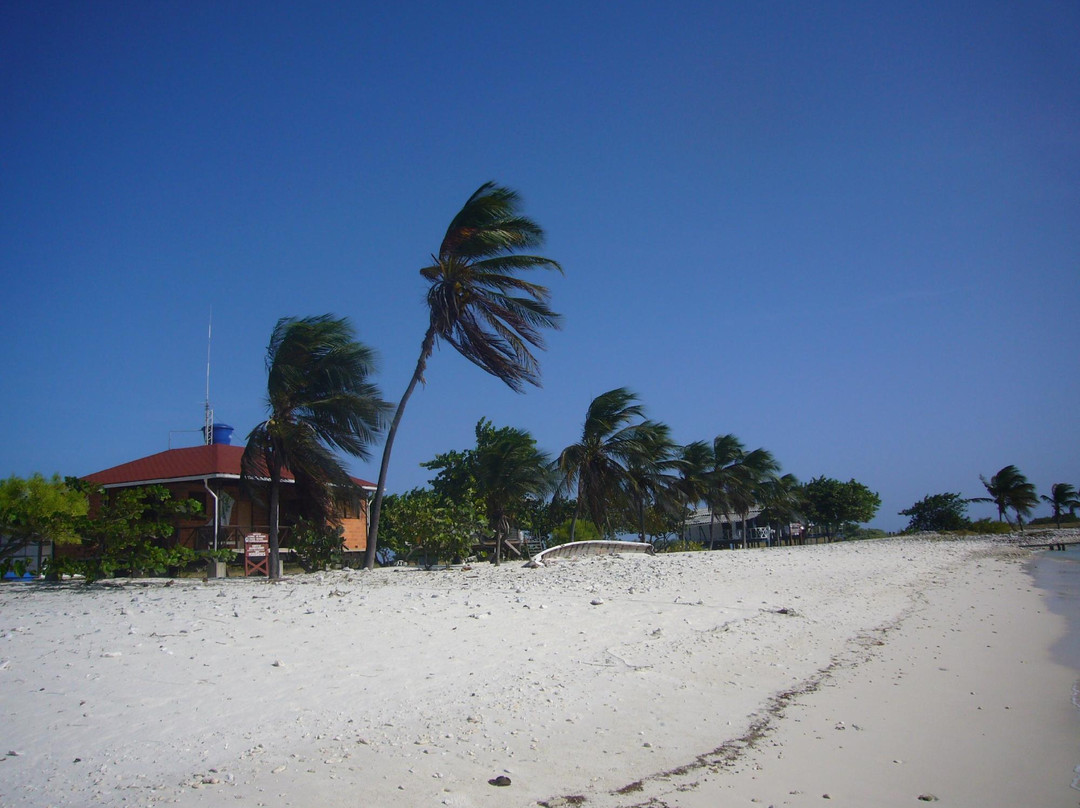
[1,535,1077,808]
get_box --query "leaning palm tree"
[671,440,713,544]
[1041,483,1079,529]
[623,421,679,543]
[757,472,803,544]
[242,316,388,579]
[707,434,744,544]
[473,427,554,564]
[557,388,651,540]
[731,449,780,548]
[708,435,779,548]
[974,465,1038,530]
[364,183,562,569]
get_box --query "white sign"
[245,534,268,557]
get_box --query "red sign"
[245,533,269,576]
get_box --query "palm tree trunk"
[365,327,436,570]
[569,491,581,542]
[268,468,281,581]
[493,513,506,566]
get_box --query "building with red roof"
[83,429,374,556]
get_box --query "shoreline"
[1030,543,1080,673]
[1,536,1077,807]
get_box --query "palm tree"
[758,473,803,544]
[1041,483,1080,528]
[623,421,679,543]
[557,388,652,540]
[732,450,780,547]
[672,440,712,544]
[708,435,779,548]
[242,315,388,579]
[706,434,743,544]
[473,427,553,564]
[974,465,1039,530]
[364,183,562,569]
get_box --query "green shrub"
[842,525,889,540]
[658,539,705,553]
[202,548,234,563]
[290,519,346,572]
[1030,514,1079,526]
[550,518,601,546]
[963,519,1014,535]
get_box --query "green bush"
[290,519,346,572]
[658,539,705,553]
[1030,514,1079,526]
[202,548,235,563]
[42,544,198,583]
[962,519,1014,535]
[842,525,889,540]
[549,518,600,546]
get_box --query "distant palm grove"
[2,183,1075,578]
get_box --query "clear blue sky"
[3,1,1078,531]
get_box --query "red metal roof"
[84,444,375,489]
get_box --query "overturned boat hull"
[531,540,655,564]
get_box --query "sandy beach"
[2,535,1077,808]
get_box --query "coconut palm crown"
[974,464,1038,529]
[557,388,664,540]
[624,420,679,542]
[364,182,562,569]
[1041,483,1080,528]
[473,426,554,564]
[242,315,388,579]
[708,434,780,547]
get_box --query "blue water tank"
[205,423,234,445]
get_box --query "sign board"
[245,533,269,576]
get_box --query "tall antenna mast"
[204,308,214,445]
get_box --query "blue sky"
[2,1,1078,531]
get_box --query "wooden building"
[82,440,374,555]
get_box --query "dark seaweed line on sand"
[539,608,913,808]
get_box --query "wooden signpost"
[244,533,269,577]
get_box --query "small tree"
[802,476,881,540]
[550,517,601,545]
[517,496,575,550]
[899,492,971,533]
[425,419,553,564]
[379,488,483,568]
[0,473,88,576]
[290,518,346,572]
[75,485,203,582]
[1041,483,1080,529]
[641,502,683,547]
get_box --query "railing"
[179,525,294,552]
